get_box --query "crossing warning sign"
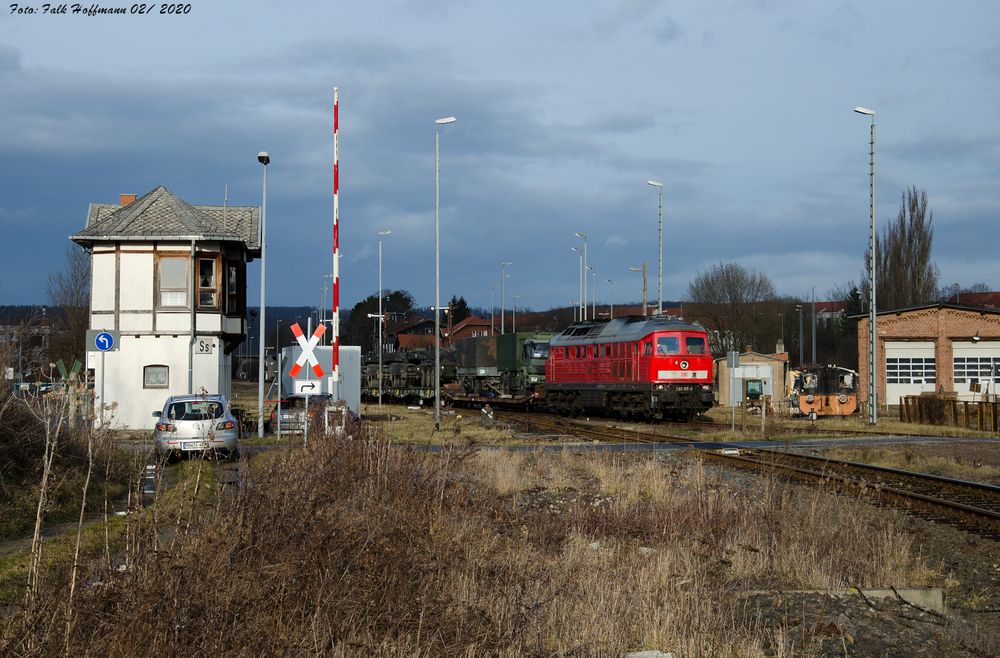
[288,322,326,378]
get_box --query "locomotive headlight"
[702,384,712,391]
[656,384,665,390]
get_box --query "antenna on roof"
[223,184,228,233]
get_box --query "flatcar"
[791,365,858,418]
[447,332,554,407]
[362,346,455,403]
[545,315,714,421]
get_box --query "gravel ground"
[729,453,1000,657]
[738,514,1000,657]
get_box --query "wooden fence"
[899,395,1000,432]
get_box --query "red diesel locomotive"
[545,316,715,421]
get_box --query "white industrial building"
[71,187,259,429]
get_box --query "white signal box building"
[71,187,259,429]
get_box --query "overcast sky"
[2,1,998,313]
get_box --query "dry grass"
[1,417,946,656]
[822,444,1000,483]
[369,403,520,445]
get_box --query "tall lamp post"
[434,116,456,431]
[646,180,664,314]
[605,278,614,319]
[490,283,500,333]
[572,246,583,321]
[630,262,648,316]
[854,105,877,425]
[575,232,588,320]
[500,260,511,333]
[811,285,817,365]
[256,151,269,439]
[587,265,596,320]
[796,304,803,367]
[377,229,391,407]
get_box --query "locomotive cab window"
[643,342,652,356]
[685,336,706,354]
[657,336,680,355]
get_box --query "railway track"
[497,410,1000,538]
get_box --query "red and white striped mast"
[331,87,340,399]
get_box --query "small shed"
[714,350,788,408]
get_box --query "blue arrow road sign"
[95,331,115,352]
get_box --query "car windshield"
[167,400,224,421]
[524,342,549,359]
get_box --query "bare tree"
[686,262,777,356]
[47,245,91,366]
[863,186,938,310]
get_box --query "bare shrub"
[2,434,936,656]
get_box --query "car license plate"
[182,441,209,450]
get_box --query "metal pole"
[811,286,817,365]
[580,234,587,320]
[657,186,663,314]
[798,305,803,366]
[257,154,268,439]
[100,350,105,429]
[868,118,878,425]
[606,279,614,319]
[590,267,597,320]
[433,117,455,431]
[855,106,877,425]
[277,349,282,436]
[647,180,664,315]
[379,236,383,407]
[435,125,441,430]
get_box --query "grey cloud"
[651,17,684,44]
[0,43,21,71]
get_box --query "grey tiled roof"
[71,186,260,253]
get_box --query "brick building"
[856,303,1000,407]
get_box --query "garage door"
[952,340,1000,399]
[885,341,936,403]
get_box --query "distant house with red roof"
[448,315,493,341]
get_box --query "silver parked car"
[152,394,240,460]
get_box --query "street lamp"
[811,285,817,365]
[256,150,269,438]
[854,105,877,425]
[434,116,456,431]
[500,260,511,333]
[571,246,583,321]
[605,278,614,319]
[587,265,596,320]
[378,229,391,407]
[575,232,588,320]
[646,180,664,314]
[630,262,648,317]
[490,283,500,333]
[796,304,803,367]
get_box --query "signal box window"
[685,336,706,355]
[198,258,219,309]
[657,336,680,355]
[225,261,243,315]
[158,256,188,308]
[143,365,169,389]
